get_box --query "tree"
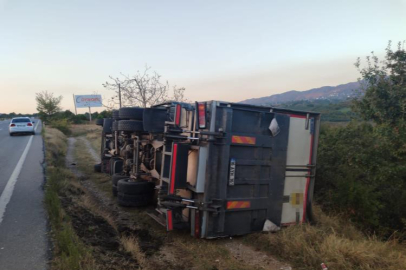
[35,91,62,119]
[353,41,406,125]
[103,66,187,108]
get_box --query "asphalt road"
[0,119,49,270]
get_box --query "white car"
[9,117,35,136]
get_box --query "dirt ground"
[64,134,292,270]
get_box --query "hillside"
[276,99,354,122]
[241,81,360,105]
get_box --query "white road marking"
[0,128,35,224]
[34,122,40,132]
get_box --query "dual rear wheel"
[111,174,154,207]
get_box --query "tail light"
[10,124,15,127]
[175,104,181,126]
[27,123,33,126]
[197,102,206,129]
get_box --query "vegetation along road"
[0,120,49,270]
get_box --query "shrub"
[315,121,406,237]
[49,118,71,135]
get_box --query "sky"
[0,0,405,114]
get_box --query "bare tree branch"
[103,65,187,108]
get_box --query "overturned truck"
[96,101,320,239]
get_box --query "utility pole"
[118,83,122,108]
[72,94,77,115]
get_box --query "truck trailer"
[96,101,320,239]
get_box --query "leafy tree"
[354,41,406,125]
[35,91,62,120]
[315,41,406,237]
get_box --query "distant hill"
[241,81,360,106]
[277,99,355,122]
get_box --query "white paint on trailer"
[281,117,312,225]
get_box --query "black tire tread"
[117,179,155,195]
[117,120,143,132]
[119,107,144,120]
[96,118,104,126]
[112,173,129,186]
[117,192,152,207]
[103,118,114,133]
[94,163,102,172]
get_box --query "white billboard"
[74,95,103,108]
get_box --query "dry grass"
[73,138,112,196]
[44,127,67,167]
[121,237,146,269]
[71,124,101,137]
[246,206,406,270]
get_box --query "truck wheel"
[112,185,118,197]
[112,121,118,132]
[117,179,155,195]
[119,107,144,120]
[96,118,104,126]
[103,118,114,133]
[118,120,143,132]
[112,159,123,175]
[112,174,129,186]
[117,192,152,207]
[94,163,102,172]
[112,110,120,120]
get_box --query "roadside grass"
[73,138,112,196]
[44,127,96,270]
[245,206,406,270]
[71,124,101,137]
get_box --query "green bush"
[315,121,406,237]
[49,118,71,135]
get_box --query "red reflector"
[167,210,173,231]
[194,210,200,238]
[169,143,178,195]
[10,124,15,127]
[227,201,251,209]
[198,103,206,129]
[175,104,181,125]
[27,123,33,126]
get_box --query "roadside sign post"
[72,94,78,115]
[73,95,102,122]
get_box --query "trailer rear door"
[201,103,290,238]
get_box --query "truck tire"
[112,185,118,196]
[118,120,143,132]
[96,118,104,126]
[103,118,114,133]
[112,159,123,175]
[94,163,102,172]
[112,121,118,132]
[112,110,120,120]
[112,174,129,186]
[119,107,144,120]
[117,192,152,207]
[117,179,155,195]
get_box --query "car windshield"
[12,119,31,123]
